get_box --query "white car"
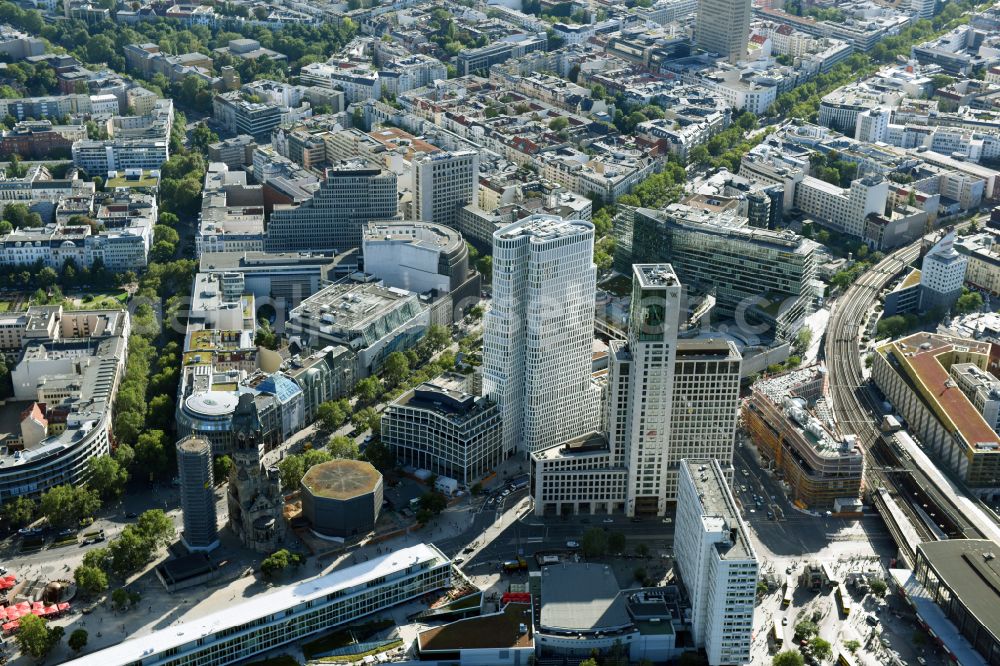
[603,518,613,523]
[566,541,580,548]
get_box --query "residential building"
[483,216,600,456]
[674,458,758,666]
[412,150,479,231]
[0,120,78,160]
[124,43,220,88]
[212,38,287,63]
[743,365,865,510]
[207,135,257,169]
[283,346,356,423]
[300,61,381,103]
[65,544,453,666]
[695,0,752,63]
[264,162,398,254]
[0,306,129,501]
[951,363,1000,433]
[71,99,174,173]
[0,190,157,272]
[872,332,1000,493]
[213,91,286,142]
[920,231,968,312]
[956,233,1000,297]
[382,375,503,486]
[618,204,820,340]
[456,33,548,76]
[196,163,266,256]
[793,174,888,240]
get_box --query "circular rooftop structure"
[300,459,383,538]
[301,459,381,500]
[183,391,239,418]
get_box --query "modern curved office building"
[0,306,129,501]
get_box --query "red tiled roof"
[896,335,999,449]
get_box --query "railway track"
[824,243,936,548]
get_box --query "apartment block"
[675,459,758,666]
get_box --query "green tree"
[108,526,153,577]
[14,614,63,659]
[351,406,380,433]
[581,527,608,558]
[772,651,805,666]
[135,429,169,476]
[869,578,888,597]
[39,484,100,527]
[808,637,832,661]
[794,327,813,355]
[423,323,450,352]
[135,509,175,549]
[37,266,58,287]
[158,211,180,227]
[317,400,348,430]
[327,434,359,459]
[876,315,910,339]
[74,564,108,596]
[607,531,626,554]
[111,587,131,610]
[261,549,304,577]
[955,290,984,314]
[382,351,410,387]
[68,628,88,653]
[254,318,279,350]
[418,491,447,515]
[548,116,569,131]
[1,495,35,527]
[86,455,129,499]
[354,376,382,403]
[793,619,818,641]
[844,639,861,654]
[213,455,233,484]
[361,439,395,472]
[277,449,332,489]
[153,224,180,246]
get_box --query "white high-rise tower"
[608,264,682,516]
[483,215,599,456]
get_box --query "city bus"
[837,652,857,666]
[770,623,783,650]
[836,582,852,616]
[781,583,792,609]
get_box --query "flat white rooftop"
[66,543,446,666]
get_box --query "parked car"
[566,541,580,549]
